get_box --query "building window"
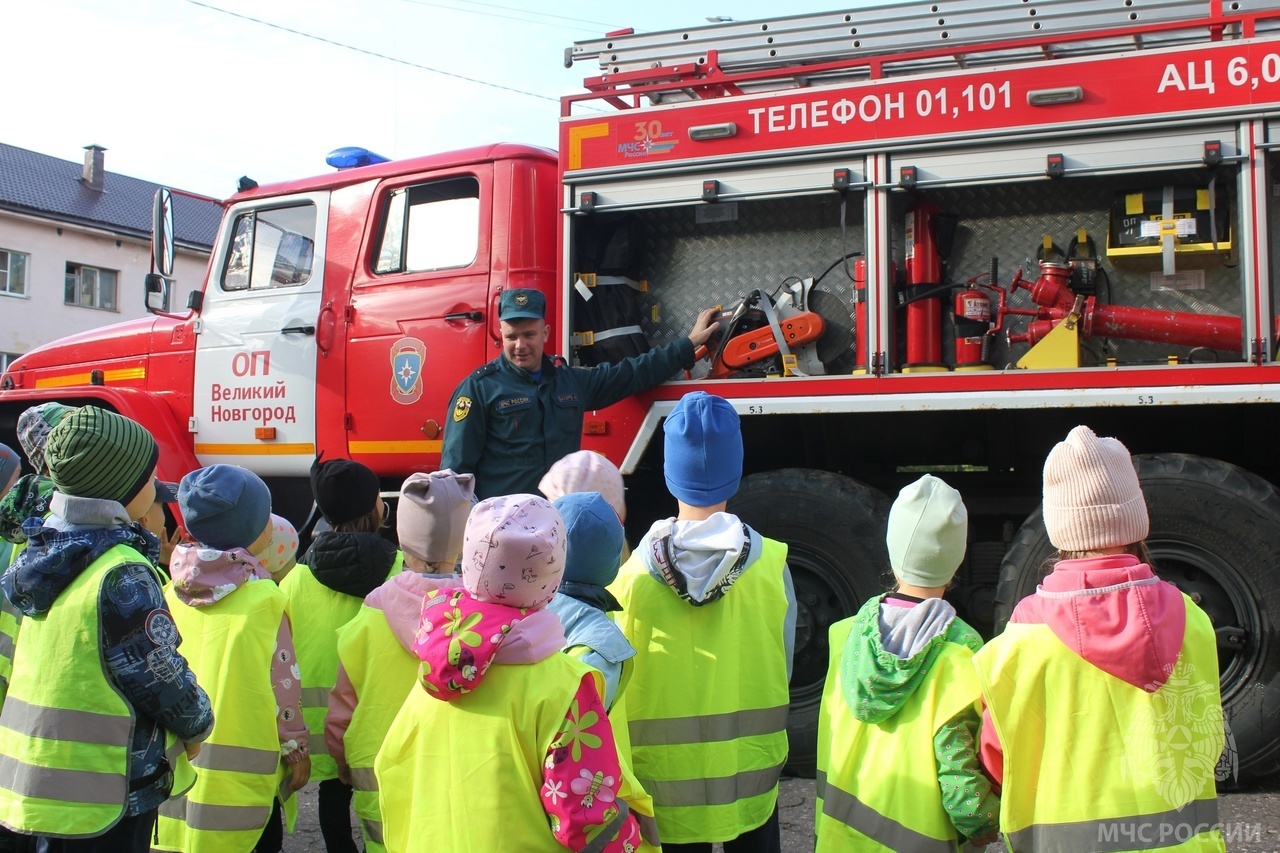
[0,352,19,372]
[0,249,28,297]
[65,263,118,310]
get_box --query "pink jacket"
[979,553,1186,786]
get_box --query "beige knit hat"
[887,474,968,588]
[1042,425,1149,551]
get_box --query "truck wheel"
[995,454,1280,781]
[728,468,891,777]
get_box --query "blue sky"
[3,0,804,199]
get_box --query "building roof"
[0,143,222,251]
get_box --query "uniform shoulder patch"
[551,354,569,368]
[472,362,500,379]
[453,396,474,423]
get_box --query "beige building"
[0,143,221,371]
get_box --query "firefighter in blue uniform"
[442,289,718,500]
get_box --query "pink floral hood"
[169,542,271,606]
[412,587,565,701]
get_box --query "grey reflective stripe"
[1006,798,1221,853]
[160,795,187,820]
[590,325,644,342]
[637,814,660,847]
[184,801,272,832]
[193,743,280,775]
[165,737,187,764]
[0,753,125,805]
[642,760,783,808]
[0,697,132,746]
[0,632,14,661]
[362,817,384,844]
[816,770,957,853]
[629,704,789,747]
[349,766,378,792]
[301,687,330,708]
[309,738,330,757]
[581,797,630,853]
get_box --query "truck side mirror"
[144,273,171,313]
[152,188,175,278]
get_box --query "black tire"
[728,468,891,777]
[994,454,1280,781]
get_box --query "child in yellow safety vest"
[0,407,212,853]
[610,390,796,853]
[159,464,311,853]
[375,494,654,853]
[974,426,1226,852]
[814,474,999,851]
[325,469,473,852]
[286,456,401,853]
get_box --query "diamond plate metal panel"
[576,197,864,378]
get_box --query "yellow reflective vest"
[156,578,295,853]
[0,535,31,708]
[0,544,195,838]
[974,594,1226,852]
[0,583,20,710]
[281,555,402,782]
[333,598,421,853]
[610,535,791,844]
[815,613,982,852]
[375,652,651,853]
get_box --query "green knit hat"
[45,407,159,506]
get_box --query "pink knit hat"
[1042,425,1149,551]
[538,450,626,523]
[462,494,566,610]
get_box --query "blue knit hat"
[663,391,742,506]
[179,464,272,551]
[554,492,624,587]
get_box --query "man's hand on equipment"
[687,307,720,349]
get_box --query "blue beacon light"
[325,147,391,169]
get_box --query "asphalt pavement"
[283,774,1280,851]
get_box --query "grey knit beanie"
[1042,425,1149,551]
[397,470,475,564]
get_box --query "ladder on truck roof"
[566,0,1280,104]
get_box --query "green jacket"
[441,339,695,499]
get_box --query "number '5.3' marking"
[1137,395,1155,405]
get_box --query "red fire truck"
[3,0,1279,779]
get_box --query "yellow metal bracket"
[1016,298,1084,369]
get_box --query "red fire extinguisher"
[903,200,946,372]
[954,286,993,370]
[853,258,870,373]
